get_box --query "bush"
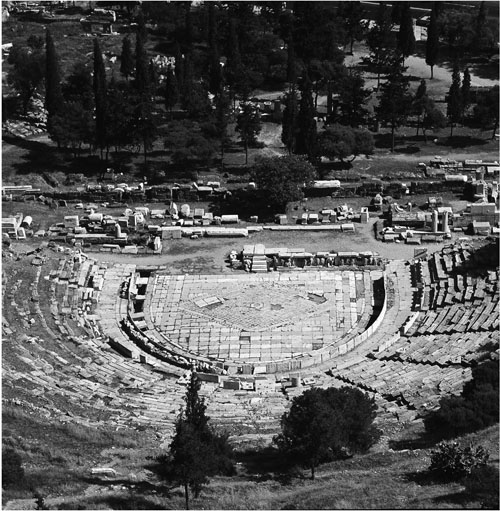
[429,441,489,481]
[464,464,499,509]
[2,447,25,489]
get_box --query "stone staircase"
[251,254,268,273]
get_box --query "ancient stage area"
[145,270,382,364]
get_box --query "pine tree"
[120,36,134,81]
[282,85,299,154]
[274,386,379,480]
[446,61,462,137]
[296,75,317,160]
[45,29,63,123]
[461,67,471,120]
[426,4,439,79]
[397,2,416,64]
[134,31,149,94]
[93,38,107,158]
[337,69,370,127]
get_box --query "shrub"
[464,464,499,509]
[2,447,25,489]
[429,441,489,481]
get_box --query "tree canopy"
[473,86,499,139]
[45,29,63,122]
[251,154,317,209]
[7,42,45,115]
[274,386,380,479]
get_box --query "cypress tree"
[215,86,230,167]
[282,85,299,154]
[184,1,193,53]
[207,3,221,94]
[236,102,261,165]
[425,4,439,79]
[136,9,147,42]
[461,67,471,120]
[120,36,134,81]
[397,2,415,64]
[365,2,395,90]
[287,37,297,86]
[296,75,317,160]
[474,1,487,47]
[446,61,462,137]
[173,42,185,91]
[413,79,428,136]
[45,29,63,122]
[391,2,403,24]
[225,18,244,101]
[93,38,107,158]
[169,374,234,510]
[134,31,149,94]
[164,64,179,117]
[376,55,412,152]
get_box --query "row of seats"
[372,331,499,366]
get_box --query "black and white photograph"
[2,1,499,509]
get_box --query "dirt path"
[88,219,452,270]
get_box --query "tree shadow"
[374,133,415,151]
[433,491,478,507]
[404,469,436,486]
[469,60,500,80]
[4,134,112,178]
[234,447,302,486]
[436,135,489,148]
[394,145,421,154]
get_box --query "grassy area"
[3,404,497,510]
[2,405,155,505]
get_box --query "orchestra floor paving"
[146,270,378,363]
